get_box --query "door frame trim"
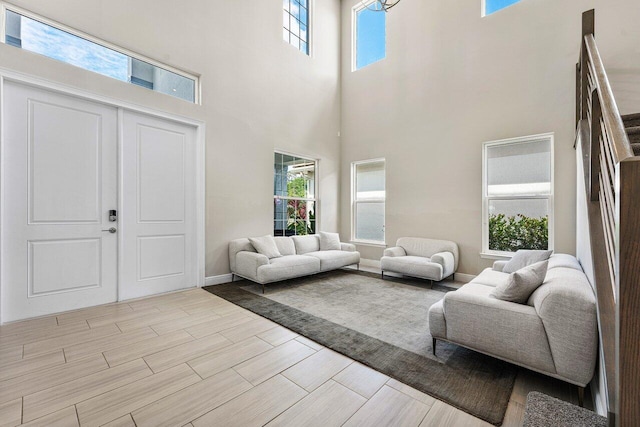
[0,68,206,323]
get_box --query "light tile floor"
[0,285,588,426]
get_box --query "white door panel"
[121,111,196,299]
[2,82,118,322]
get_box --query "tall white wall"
[340,0,640,275]
[0,0,342,277]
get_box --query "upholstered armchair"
[380,237,459,282]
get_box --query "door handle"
[102,227,117,234]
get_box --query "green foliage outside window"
[287,177,307,198]
[489,213,548,252]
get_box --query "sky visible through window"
[20,14,129,81]
[356,5,385,70]
[5,10,197,102]
[484,0,521,15]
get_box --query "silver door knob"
[102,227,117,233]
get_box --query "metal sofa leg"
[381,271,384,279]
[231,273,235,282]
[262,283,265,294]
[578,386,585,407]
[357,263,360,271]
[432,338,437,356]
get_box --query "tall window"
[483,0,522,16]
[274,153,316,236]
[482,134,553,255]
[353,1,386,71]
[2,7,198,103]
[283,0,310,55]
[352,159,385,243]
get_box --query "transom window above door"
[2,6,199,103]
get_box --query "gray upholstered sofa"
[229,235,360,291]
[381,237,459,282]
[428,254,597,398]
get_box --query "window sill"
[351,240,387,248]
[480,252,512,260]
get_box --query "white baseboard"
[205,274,233,286]
[454,273,475,283]
[359,259,381,269]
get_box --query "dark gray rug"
[204,270,517,425]
[523,392,607,426]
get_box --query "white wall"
[0,0,342,278]
[340,0,640,275]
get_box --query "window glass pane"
[488,199,549,252]
[356,202,385,241]
[283,0,309,56]
[5,11,196,102]
[487,139,551,196]
[356,161,385,199]
[356,5,386,70]
[485,0,521,16]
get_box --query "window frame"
[351,0,386,72]
[0,3,200,103]
[282,0,312,56]
[273,150,319,237]
[481,133,554,258]
[351,158,386,246]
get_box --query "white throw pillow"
[249,235,282,259]
[502,249,552,274]
[490,260,549,303]
[319,232,341,251]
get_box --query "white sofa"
[381,237,459,282]
[428,254,597,401]
[229,235,360,292]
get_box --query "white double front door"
[2,82,198,322]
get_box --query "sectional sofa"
[428,253,597,403]
[229,234,360,292]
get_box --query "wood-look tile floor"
[0,288,585,427]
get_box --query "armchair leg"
[357,263,360,271]
[231,273,235,282]
[381,271,384,279]
[262,283,265,294]
[432,338,437,356]
[578,386,585,407]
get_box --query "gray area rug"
[204,270,517,425]
[523,392,607,426]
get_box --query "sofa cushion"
[304,250,360,272]
[274,236,296,256]
[292,235,320,254]
[381,256,443,281]
[503,250,552,273]
[470,268,509,288]
[257,255,320,283]
[249,235,282,259]
[491,261,549,303]
[548,253,583,271]
[319,232,341,251]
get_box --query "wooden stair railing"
[576,9,640,426]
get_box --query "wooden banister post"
[616,157,640,426]
[581,10,595,120]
